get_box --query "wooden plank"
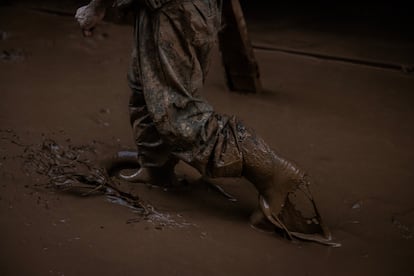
[218,0,262,93]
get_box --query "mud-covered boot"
[102,150,179,187]
[240,128,339,246]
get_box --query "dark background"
[3,0,413,42]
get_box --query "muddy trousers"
[127,47,179,177]
[126,0,330,242]
[127,41,241,177]
[127,0,244,177]
[124,0,292,185]
[126,0,291,183]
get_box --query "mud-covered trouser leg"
[134,1,332,243]
[127,46,178,171]
[137,0,245,177]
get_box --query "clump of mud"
[1,132,189,229]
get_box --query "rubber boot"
[137,157,179,187]
[102,150,179,187]
[240,128,338,246]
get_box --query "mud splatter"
[5,135,191,229]
[392,212,414,240]
[1,49,26,62]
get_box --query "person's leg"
[125,29,178,186]
[136,0,333,243]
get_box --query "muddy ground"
[1,3,414,276]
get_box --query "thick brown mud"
[1,5,414,276]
